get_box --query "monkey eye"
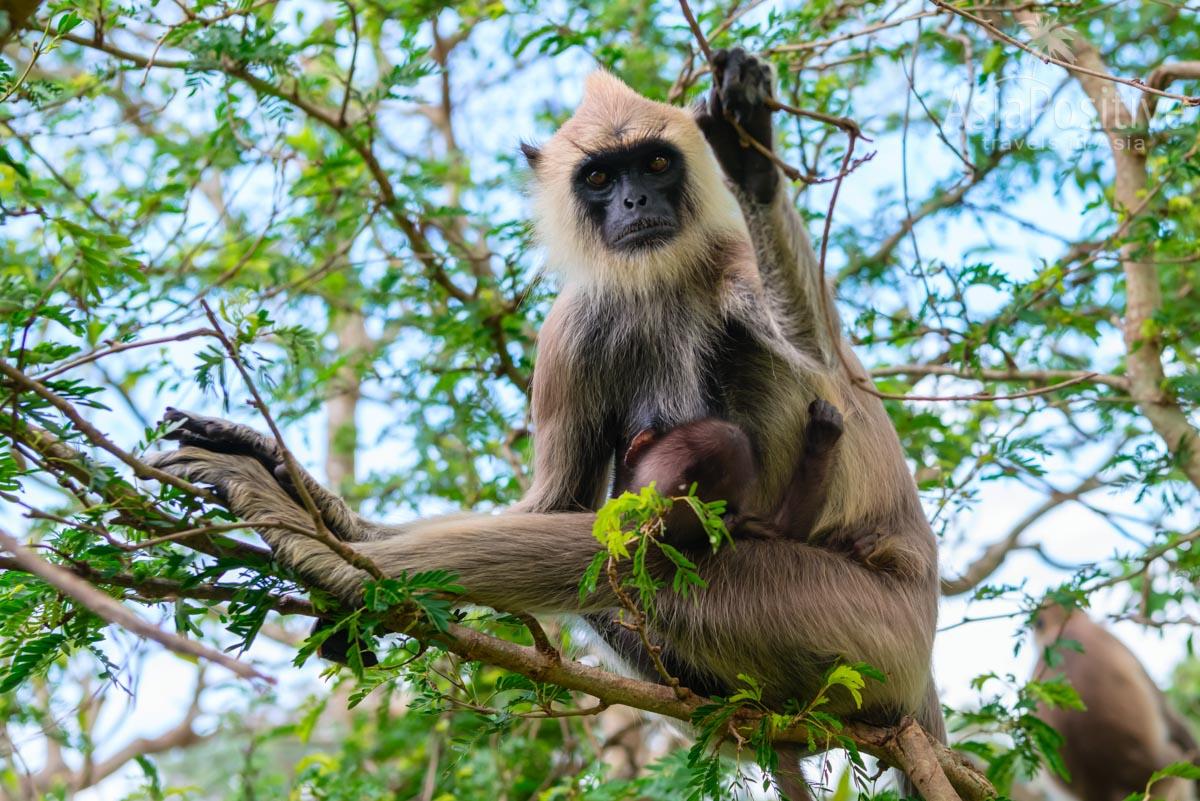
[585,169,610,188]
[647,154,670,173]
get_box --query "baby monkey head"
[522,71,747,290]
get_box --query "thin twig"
[678,0,713,62]
[199,301,385,580]
[853,371,1100,402]
[605,554,692,702]
[930,0,1200,105]
[0,526,271,682]
[0,360,223,504]
[36,329,219,381]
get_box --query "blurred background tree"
[0,0,1197,798]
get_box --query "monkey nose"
[622,194,648,209]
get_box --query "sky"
[4,1,1197,798]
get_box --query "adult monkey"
[151,49,942,793]
[1032,603,1198,801]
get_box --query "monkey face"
[572,139,688,253]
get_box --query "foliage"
[1,0,1198,797]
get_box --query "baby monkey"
[623,399,850,552]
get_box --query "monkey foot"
[805,399,845,451]
[155,408,362,542]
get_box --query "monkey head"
[1031,599,1077,650]
[521,71,749,290]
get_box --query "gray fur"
[150,53,944,787]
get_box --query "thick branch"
[1065,33,1200,492]
[894,719,962,801]
[436,617,989,798]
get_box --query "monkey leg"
[159,409,366,542]
[773,744,814,801]
[772,399,844,539]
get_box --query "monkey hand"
[804,399,844,454]
[695,47,778,203]
[311,619,379,668]
[150,409,364,542]
[711,47,774,130]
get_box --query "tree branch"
[0,526,270,682]
[941,473,1102,596]
[870,365,1128,392]
[930,0,1200,106]
[1063,30,1200,492]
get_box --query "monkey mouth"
[613,217,677,250]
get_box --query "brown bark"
[0,526,268,681]
[326,309,370,496]
[1063,33,1200,491]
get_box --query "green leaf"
[0,633,66,692]
[825,664,867,709]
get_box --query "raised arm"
[695,48,839,363]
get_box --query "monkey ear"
[520,141,542,170]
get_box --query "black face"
[573,139,687,253]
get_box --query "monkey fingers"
[622,427,659,468]
[722,512,779,541]
[850,532,880,564]
[157,409,362,542]
[147,446,302,531]
[696,48,778,203]
[712,47,774,130]
[163,407,279,456]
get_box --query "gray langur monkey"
[150,48,943,795]
[1032,603,1198,801]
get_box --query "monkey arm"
[696,48,839,362]
[160,408,382,542]
[512,297,613,514]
